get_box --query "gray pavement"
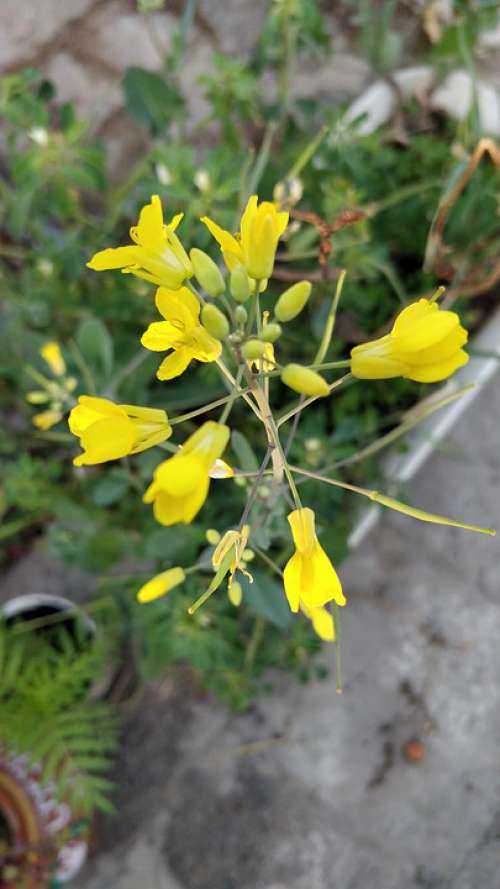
[3,371,500,889]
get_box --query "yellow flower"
[137,567,185,603]
[212,525,253,588]
[283,507,345,613]
[143,421,230,526]
[40,342,66,376]
[87,195,192,289]
[32,408,63,430]
[351,298,469,383]
[141,286,221,380]
[201,194,289,280]
[69,396,172,466]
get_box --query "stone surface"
[0,0,96,70]
[67,367,500,889]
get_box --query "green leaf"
[231,429,259,473]
[123,67,184,133]
[89,472,129,507]
[76,317,114,379]
[241,569,291,629]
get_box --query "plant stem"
[216,358,263,420]
[170,388,249,426]
[219,366,245,424]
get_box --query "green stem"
[219,367,245,424]
[170,388,249,426]
[277,373,353,427]
[286,123,330,181]
[313,270,346,365]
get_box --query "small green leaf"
[123,67,184,133]
[231,429,259,473]
[241,569,291,629]
[76,317,114,379]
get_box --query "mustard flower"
[143,421,230,526]
[351,298,469,383]
[40,342,66,376]
[212,525,253,589]
[141,286,221,380]
[69,396,172,466]
[284,507,345,613]
[87,195,192,289]
[201,194,289,280]
[137,567,185,603]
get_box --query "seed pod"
[190,248,225,297]
[230,265,251,302]
[262,322,282,343]
[234,305,248,328]
[275,281,312,323]
[242,339,267,361]
[281,363,329,397]
[201,304,230,340]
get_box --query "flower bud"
[275,281,312,323]
[281,364,329,397]
[228,581,242,607]
[206,528,221,545]
[234,305,248,328]
[190,248,225,297]
[242,339,267,361]
[261,322,282,343]
[230,265,251,302]
[201,304,230,341]
[137,567,186,603]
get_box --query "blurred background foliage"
[1,0,499,734]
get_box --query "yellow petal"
[287,507,317,556]
[190,326,222,362]
[137,566,185,603]
[156,286,200,325]
[69,396,125,436]
[156,348,192,380]
[283,552,302,612]
[154,453,205,496]
[182,421,230,467]
[239,194,258,252]
[392,298,436,335]
[395,311,459,354]
[405,349,469,382]
[87,246,141,271]
[74,416,137,466]
[130,195,165,249]
[309,606,335,641]
[141,321,184,352]
[200,216,243,263]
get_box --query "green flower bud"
[234,305,248,328]
[281,363,329,397]
[274,281,312,323]
[242,339,267,361]
[261,322,282,343]
[190,248,225,298]
[201,304,230,340]
[230,265,251,302]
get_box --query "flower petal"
[130,195,165,249]
[141,321,184,352]
[156,348,193,380]
[283,552,302,612]
[87,246,141,271]
[405,349,469,382]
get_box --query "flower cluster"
[60,192,493,658]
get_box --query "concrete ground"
[2,369,499,889]
[65,367,499,889]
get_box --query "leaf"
[241,569,291,629]
[231,430,259,473]
[76,317,114,379]
[123,67,184,133]
[89,472,129,507]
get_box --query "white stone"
[198,0,269,55]
[431,69,500,136]
[0,0,95,69]
[42,52,122,130]
[343,66,435,135]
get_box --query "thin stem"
[285,123,330,181]
[104,349,150,398]
[171,388,249,426]
[289,464,368,496]
[216,358,263,421]
[253,545,284,578]
[219,366,245,424]
[313,269,347,365]
[332,602,342,694]
[238,449,272,529]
